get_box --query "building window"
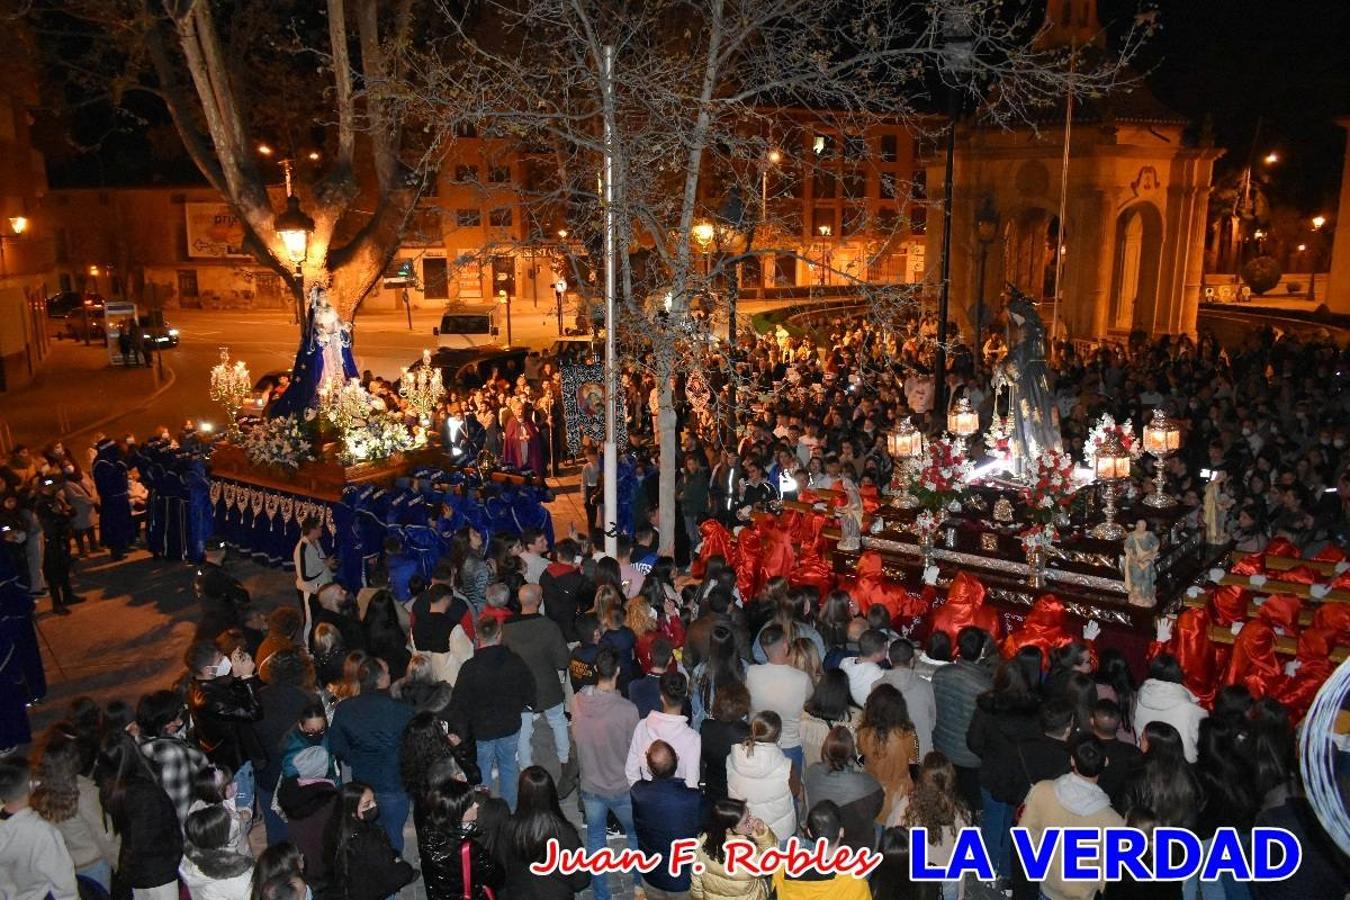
[842,170,865,200]
[487,165,512,184]
[812,206,835,237]
[176,270,199,298]
[455,122,478,139]
[453,165,479,183]
[813,170,837,200]
[455,208,481,227]
[811,134,835,159]
[423,258,450,299]
[879,135,898,163]
[843,205,866,237]
[844,135,866,160]
[875,207,899,233]
[489,208,514,228]
[879,173,898,200]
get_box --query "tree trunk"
[657,348,678,556]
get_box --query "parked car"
[418,347,529,390]
[46,291,102,318]
[140,321,180,349]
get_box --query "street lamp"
[761,148,781,221]
[973,197,999,367]
[1263,152,1279,165]
[275,194,315,326]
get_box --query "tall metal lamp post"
[933,4,975,428]
[973,198,999,370]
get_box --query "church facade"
[924,0,1221,343]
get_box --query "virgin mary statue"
[267,285,359,419]
[997,287,1063,464]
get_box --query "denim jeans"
[782,743,804,776]
[257,785,288,846]
[232,760,256,814]
[519,703,570,768]
[582,789,640,900]
[374,788,411,855]
[980,787,1014,878]
[77,859,112,893]
[477,732,521,811]
[1182,837,1253,900]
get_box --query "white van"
[432,305,501,350]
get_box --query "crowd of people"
[2,308,1349,900]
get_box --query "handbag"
[462,839,495,900]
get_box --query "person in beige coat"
[1019,736,1124,900]
[690,798,776,900]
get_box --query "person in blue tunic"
[91,437,134,559]
[0,545,43,752]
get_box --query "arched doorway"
[1004,208,1062,301]
[1109,203,1162,332]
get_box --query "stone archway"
[1109,202,1163,332]
[1004,207,1062,300]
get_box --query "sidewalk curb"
[58,361,178,444]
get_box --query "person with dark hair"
[1089,699,1142,803]
[499,767,590,899]
[251,646,319,842]
[692,621,747,731]
[450,614,536,810]
[746,623,814,775]
[699,682,753,812]
[690,797,776,900]
[801,726,884,849]
[255,607,304,684]
[320,781,417,900]
[914,630,952,682]
[930,626,992,813]
[867,826,942,900]
[839,628,888,707]
[185,639,264,825]
[503,583,571,771]
[540,536,586,642]
[1019,736,1124,900]
[628,636,676,719]
[0,755,78,900]
[293,517,333,647]
[178,804,254,900]
[1134,652,1207,762]
[328,657,414,852]
[415,775,504,900]
[966,659,1043,880]
[625,670,701,789]
[1062,671,1099,735]
[631,740,703,898]
[136,689,208,825]
[398,712,469,805]
[1116,721,1200,829]
[1092,648,1136,741]
[95,731,183,900]
[1042,642,1092,701]
[567,613,604,693]
[799,669,861,774]
[770,800,871,900]
[875,638,937,759]
[856,683,919,824]
[572,647,640,900]
[361,590,410,681]
[248,841,303,900]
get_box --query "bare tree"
[32,0,452,320]
[396,0,1151,553]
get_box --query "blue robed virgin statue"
[268,285,359,419]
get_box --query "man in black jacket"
[630,740,702,898]
[249,649,319,845]
[539,537,586,643]
[185,639,264,817]
[450,614,535,810]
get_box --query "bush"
[1241,256,1282,295]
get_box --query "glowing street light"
[258,143,274,157]
[1312,215,1326,230]
[8,216,28,235]
[1263,152,1279,165]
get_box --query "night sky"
[40,0,1350,215]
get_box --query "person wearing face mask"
[319,782,416,900]
[185,639,264,827]
[59,463,99,558]
[136,690,209,826]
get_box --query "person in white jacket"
[1132,654,1208,763]
[839,629,889,707]
[726,711,799,845]
[0,757,78,900]
[178,806,254,900]
[293,517,334,646]
[626,671,702,789]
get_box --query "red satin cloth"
[926,572,1003,645]
[735,526,764,600]
[756,515,796,583]
[1230,553,1266,576]
[1000,594,1077,667]
[1265,537,1301,559]
[1152,607,1220,707]
[1208,585,1251,626]
[1277,565,1319,585]
[1222,619,1284,700]
[1311,604,1350,643]
[1272,627,1337,722]
[848,550,925,623]
[787,510,836,599]
[1255,594,1302,634]
[1311,545,1346,563]
[692,520,736,580]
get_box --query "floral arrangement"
[318,376,375,435]
[241,414,315,471]
[984,413,1013,461]
[910,437,974,512]
[1019,523,1058,556]
[339,412,422,466]
[1023,448,1077,524]
[1083,413,1142,468]
[912,509,941,545]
